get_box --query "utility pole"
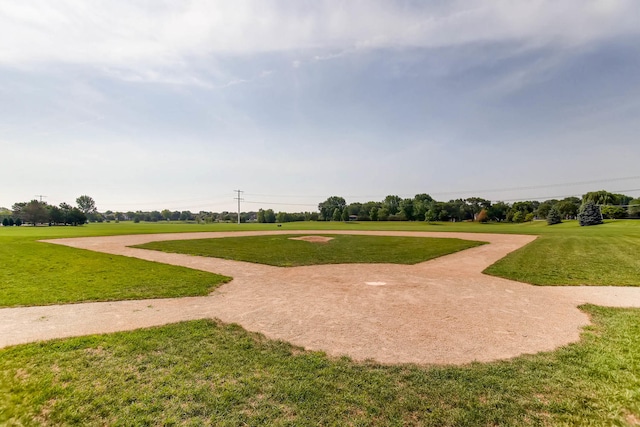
[34,195,47,203]
[233,190,244,224]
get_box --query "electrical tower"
[233,190,244,224]
[34,195,47,203]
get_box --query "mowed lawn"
[2,305,640,426]
[483,220,640,286]
[0,225,232,307]
[134,234,485,267]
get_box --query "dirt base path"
[2,230,640,365]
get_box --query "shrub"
[524,213,535,222]
[600,205,628,219]
[547,206,562,225]
[1,217,8,227]
[476,209,488,223]
[578,202,603,226]
[512,211,525,223]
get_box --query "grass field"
[1,220,640,424]
[2,305,640,426]
[0,235,230,308]
[134,234,484,267]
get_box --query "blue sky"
[1,1,639,212]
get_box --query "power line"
[244,200,318,207]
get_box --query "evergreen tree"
[578,201,603,226]
[546,206,562,225]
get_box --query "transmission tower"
[234,190,244,224]
[34,195,47,203]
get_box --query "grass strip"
[1,305,639,426]
[0,237,230,307]
[134,234,485,267]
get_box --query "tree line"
[316,190,640,223]
[3,190,638,227]
[1,195,96,226]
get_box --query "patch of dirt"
[288,235,334,243]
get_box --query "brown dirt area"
[288,235,334,243]
[1,230,640,365]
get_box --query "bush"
[578,202,603,226]
[524,213,535,222]
[1,217,8,227]
[547,206,562,225]
[601,205,628,219]
[512,211,525,223]
[476,209,488,223]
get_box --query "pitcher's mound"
[288,236,334,244]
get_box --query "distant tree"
[600,205,627,219]
[161,209,172,221]
[257,209,266,223]
[264,209,276,223]
[369,206,379,221]
[466,197,491,219]
[377,207,389,221]
[578,202,603,226]
[148,211,162,222]
[22,200,49,225]
[348,203,363,217]
[535,200,557,219]
[383,195,402,215]
[332,208,342,222]
[66,208,87,226]
[556,200,579,219]
[524,213,535,222]
[48,205,65,224]
[11,202,26,220]
[399,198,414,221]
[476,209,489,223]
[629,199,640,218]
[9,218,15,226]
[15,218,22,226]
[2,218,8,227]
[276,211,287,223]
[341,208,350,222]
[487,202,509,222]
[413,194,434,221]
[512,211,525,223]
[318,196,346,221]
[76,195,97,215]
[547,206,562,225]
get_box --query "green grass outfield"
[134,234,484,267]
[2,305,640,426]
[1,220,640,424]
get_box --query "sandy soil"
[2,230,640,365]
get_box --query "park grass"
[483,220,640,286]
[2,305,640,426]
[134,234,485,267]
[0,235,230,308]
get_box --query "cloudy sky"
[1,1,639,213]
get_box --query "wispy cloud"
[1,1,638,68]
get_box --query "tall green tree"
[22,200,49,225]
[318,196,346,221]
[383,195,402,215]
[76,195,97,215]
